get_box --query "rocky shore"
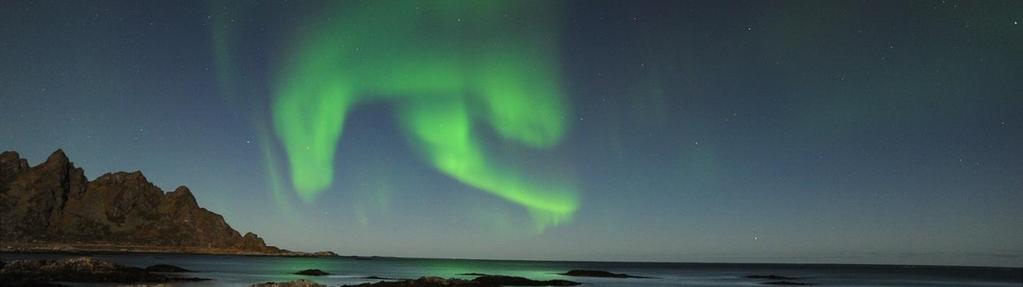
[341,275,580,286]
[559,269,649,278]
[0,257,206,286]
[745,274,814,285]
[2,256,661,286]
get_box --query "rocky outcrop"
[144,264,192,273]
[294,269,330,276]
[472,275,580,286]
[343,275,580,286]
[0,149,292,255]
[252,279,327,287]
[0,256,206,284]
[746,274,814,285]
[760,281,814,286]
[746,275,801,280]
[0,151,30,189]
[559,269,648,278]
[312,251,339,257]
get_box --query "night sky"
[2,1,1022,267]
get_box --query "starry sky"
[1,1,1021,267]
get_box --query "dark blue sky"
[1,1,1021,267]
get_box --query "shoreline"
[1,245,338,258]
[2,250,1019,270]
[2,255,1017,287]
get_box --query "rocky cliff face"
[0,149,285,255]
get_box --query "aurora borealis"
[2,0,1022,267]
[265,1,576,229]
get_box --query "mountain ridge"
[0,149,333,256]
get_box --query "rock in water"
[560,269,647,278]
[343,275,580,286]
[294,269,331,276]
[144,264,192,273]
[761,281,814,285]
[0,149,288,255]
[472,275,580,286]
[746,274,801,280]
[252,279,326,287]
[312,251,339,257]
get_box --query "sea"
[1,253,1020,286]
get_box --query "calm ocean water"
[1,253,1020,286]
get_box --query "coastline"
[2,253,1019,287]
[1,244,338,257]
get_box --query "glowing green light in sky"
[271,0,577,229]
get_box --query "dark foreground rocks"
[745,274,814,285]
[746,274,801,280]
[343,275,580,286]
[312,251,340,257]
[559,269,647,278]
[473,275,579,286]
[0,257,207,285]
[761,281,814,285]
[144,264,192,272]
[295,269,331,276]
[252,279,327,287]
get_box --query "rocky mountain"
[0,149,300,255]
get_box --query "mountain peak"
[29,149,79,182]
[0,151,30,183]
[172,185,193,195]
[47,149,68,162]
[1,151,27,168]
[1,150,22,160]
[165,186,198,208]
[94,171,150,184]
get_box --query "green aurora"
[267,1,577,230]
